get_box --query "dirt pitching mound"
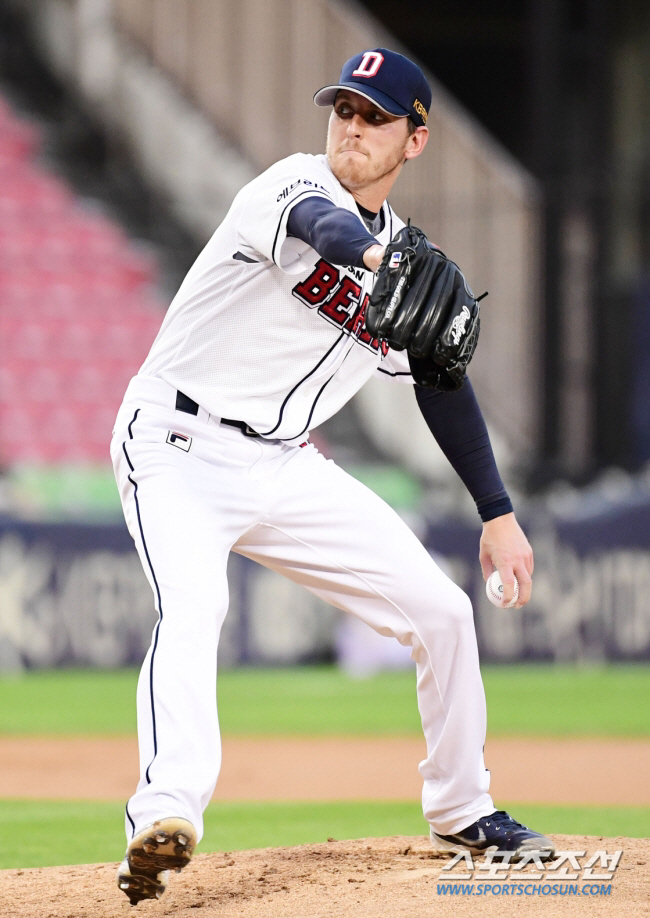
[1,835,648,918]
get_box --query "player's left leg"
[234,441,494,836]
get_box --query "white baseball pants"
[111,375,494,844]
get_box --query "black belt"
[175,390,261,437]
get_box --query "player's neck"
[351,175,396,211]
[348,165,402,213]
[350,189,385,212]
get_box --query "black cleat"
[116,858,169,905]
[430,810,555,861]
[116,817,197,905]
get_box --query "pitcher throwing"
[112,48,552,904]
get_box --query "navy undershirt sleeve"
[287,195,378,269]
[415,379,513,522]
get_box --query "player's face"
[326,91,426,197]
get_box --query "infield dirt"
[1,735,649,804]
[1,834,648,918]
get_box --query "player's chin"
[331,157,369,189]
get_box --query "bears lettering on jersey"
[320,276,360,325]
[292,259,338,306]
[292,259,389,355]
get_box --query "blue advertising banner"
[0,516,155,669]
[0,496,649,669]
[426,499,650,662]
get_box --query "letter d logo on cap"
[352,51,384,78]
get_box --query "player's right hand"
[362,244,385,273]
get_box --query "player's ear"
[404,127,429,161]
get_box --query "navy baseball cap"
[314,48,431,127]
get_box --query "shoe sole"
[117,818,197,905]
[431,832,555,861]
[117,861,169,905]
[128,817,197,871]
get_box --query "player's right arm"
[235,155,383,273]
[286,196,382,270]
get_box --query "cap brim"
[313,83,410,118]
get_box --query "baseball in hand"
[486,570,519,608]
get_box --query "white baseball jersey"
[139,152,412,442]
[113,153,495,856]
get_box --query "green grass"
[218,667,421,734]
[0,665,649,736]
[0,800,647,870]
[483,665,650,736]
[0,669,140,734]
[494,804,650,840]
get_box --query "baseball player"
[111,49,553,905]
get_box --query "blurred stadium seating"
[0,93,163,464]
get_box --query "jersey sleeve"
[373,347,414,384]
[287,197,377,270]
[236,156,338,275]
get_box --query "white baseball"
[486,570,519,608]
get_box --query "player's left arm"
[414,380,533,608]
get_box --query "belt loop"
[175,391,199,416]
[220,417,261,438]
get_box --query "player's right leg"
[112,403,227,843]
[110,377,267,898]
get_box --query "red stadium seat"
[0,94,167,463]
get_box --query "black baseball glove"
[366,223,483,390]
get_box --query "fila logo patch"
[166,430,192,452]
